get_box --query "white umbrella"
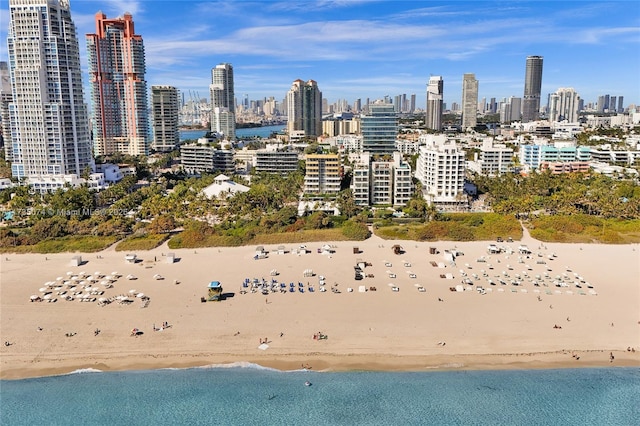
[136,293,145,298]
[30,295,39,300]
[43,294,52,300]
[98,297,107,303]
[39,287,48,292]
[56,276,63,281]
[129,289,136,294]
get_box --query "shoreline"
[2,232,639,381]
[3,349,639,381]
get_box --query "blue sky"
[1,0,639,109]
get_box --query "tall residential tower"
[210,63,235,140]
[7,0,93,178]
[426,76,444,131]
[522,55,543,123]
[151,86,180,152]
[461,73,478,130]
[87,12,150,156]
[287,79,322,139]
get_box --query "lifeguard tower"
[207,281,223,301]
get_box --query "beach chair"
[289,287,295,293]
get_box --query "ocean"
[1,366,638,425]
[180,124,285,142]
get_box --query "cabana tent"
[70,255,83,267]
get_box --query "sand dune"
[1,231,639,379]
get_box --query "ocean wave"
[196,361,282,372]
[65,368,103,375]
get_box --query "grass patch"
[528,215,640,243]
[115,233,168,252]
[375,213,522,242]
[0,235,119,254]
[168,228,360,249]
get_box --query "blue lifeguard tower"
[207,281,223,301]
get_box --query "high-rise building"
[426,76,444,131]
[287,79,322,139]
[151,86,180,152]
[7,0,93,178]
[361,102,397,155]
[0,62,12,155]
[410,94,416,113]
[618,96,624,113]
[87,12,149,156]
[522,55,544,122]
[210,63,235,140]
[461,73,479,130]
[548,88,580,123]
[609,96,617,113]
[500,97,522,123]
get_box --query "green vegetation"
[528,215,640,244]
[0,235,118,253]
[115,233,168,251]
[375,213,522,242]
[472,171,640,218]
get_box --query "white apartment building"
[467,138,514,176]
[415,138,467,208]
[7,0,94,179]
[351,153,370,206]
[180,142,234,175]
[392,152,413,206]
[350,152,413,207]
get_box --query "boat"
[304,381,312,387]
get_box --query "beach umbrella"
[129,289,136,294]
[30,295,39,300]
[39,287,48,292]
[136,293,144,298]
[43,294,52,300]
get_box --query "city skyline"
[0,1,638,109]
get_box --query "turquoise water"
[180,124,285,141]
[1,366,638,425]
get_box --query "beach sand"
[1,230,639,379]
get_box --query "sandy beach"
[1,230,639,380]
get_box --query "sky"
[1,0,639,110]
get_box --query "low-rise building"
[303,154,341,198]
[181,142,234,175]
[254,150,299,173]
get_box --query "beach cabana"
[255,246,267,259]
[207,281,223,301]
[166,252,176,264]
[125,254,137,264]
[277,245,286,255]
[69,255,82,267]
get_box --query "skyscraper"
[87,12,149,156]
[7,0,93,178]
[548,88,580,123]
[426,76,444,131]
[361,102,397,155]
[0,62,11,156]
[210,63,235,140]
[286,79,322,139]
[461,73,478,130]
[617,96,624,113]
[151,86,180,152]
[522,55,543,122]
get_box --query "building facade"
[180,143,234,175]
[87,12,149,156]
[7,0,94,179]
[415,138,466,208]
[303,154,341,197]
[522,55,544,123]
[210,63,235,140]
[519,143,591,170]
[548,88,580,123]
[426,76,444,131]
[151,85,180,152]
[287,79,322,139]
[461,73,478,130]
[361,102,397,155]
[254,150,299,173]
